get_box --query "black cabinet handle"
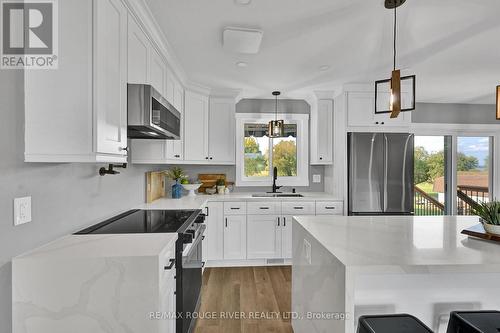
[202,236,205,240]
[381,122,385,125]
[284,217,286,227]
[230,207,240,210]
[225,218,228,228]
[205,206,209,216]
[209,157,213,160]
[205,157,209,160]
[164,259,175,270]
[259,207,270,210]
[174,154,180,158]
[319,157,323,160]
[277,217,280,226]
[325,207,336,210]
[202,261,206,268]
[293,207,304,210]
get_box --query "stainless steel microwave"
[127,84,181,139]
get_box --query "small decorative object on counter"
[472,200,500,236]
[224,187,230,194]
[216,178,226,195]
[205,186,217,195]
[181,183,202,197]
[166,167,186,199]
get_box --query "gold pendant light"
[496,85,500,120]
[269,91,284,138]
[386,0,405,118]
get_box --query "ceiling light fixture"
[236,61,248,67]
[496,85,500,120]
[376,0,414,119]
[268,91,284,138]
[319,65,330,72]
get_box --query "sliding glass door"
[456,136,492,215]
[414,135,494,216]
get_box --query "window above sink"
[235,113,309,187]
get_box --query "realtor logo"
[1,0,58,69]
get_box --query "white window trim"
[235,113,309,187]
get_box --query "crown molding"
[185,81,212,96]
[314,90,336,100]
[123,0,188,85]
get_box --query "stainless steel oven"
[127,84,181,140]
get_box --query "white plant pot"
[483,222,500,236]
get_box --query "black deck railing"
[414,186,444,216]
[457,185,489,216]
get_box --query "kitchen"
[2,0,500,333]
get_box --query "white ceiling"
[146,0,500,103]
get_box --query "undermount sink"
[251,193,304,198]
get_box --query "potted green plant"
[165,167,185,199]
[216,178,226,195]
[472,201,500,236]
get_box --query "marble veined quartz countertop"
[15,233,177,260]
[137,192,342,210]
[294,215,500,268]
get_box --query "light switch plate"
[14,196,32,226]
[313,174,321,183]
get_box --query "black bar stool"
[358,314,434,333]
[447,311,500,333]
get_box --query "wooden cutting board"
[462,223,500,243]
[146,171,166,203]
[198,174,234,193]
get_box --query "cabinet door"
[127,14,149,84]
[223,215,247,260]
[208,98,235,163]
[159,270,176,333]
[166,80,184,161]
[204,202,224,261]
[247,215,282,259]
[282,215,293,259]
[184,91,209,161]
[315,99,333,163]
[347,92,375,127]
[94,0,128,155]
[150,47,167,96]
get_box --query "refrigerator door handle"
[383,134,388,212]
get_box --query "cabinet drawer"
[316,201,343,215]
[247,202,281,215]
[223,202,247,215]
[282,202,315,215]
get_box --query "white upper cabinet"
[94,0,128,156]
[24,0,128,163]
[127,14,150,84]
[150,47,167,97]
[165,74,184,161]
[208,98,236,164]
[311,93,334,165]
[184,90,210,162]
[347,91,410,128]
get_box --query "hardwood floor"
[194,266,293,333]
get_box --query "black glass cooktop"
[74,209,200,235]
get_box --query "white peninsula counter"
[292,216,500,333]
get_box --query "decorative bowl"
[205,187,217,195]
[181,184,202,197]
[483,222,500,237]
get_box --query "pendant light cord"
[393,6,397,71]
[275,94,278,121]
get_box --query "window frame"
[235,113,309,187]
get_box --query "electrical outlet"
[14,196,32,226]
[303,239,312,264]
[313,174,321,183]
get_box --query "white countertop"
[295,215,500,268]
[137,192,342,210]
[15,233,177,260]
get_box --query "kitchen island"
[292,216,500,333]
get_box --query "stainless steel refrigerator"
[348,132,414,215]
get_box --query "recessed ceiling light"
[234,0,252,5]
[319,65,330,72]
[236,61,248,68]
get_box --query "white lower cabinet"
[223,215,247,260]
[281,215,294,258]
[203,202,224,261]
[203,199,343,265]
[159,268,176,333]
[247,215,281,259]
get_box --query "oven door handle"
[182,229,205,258]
